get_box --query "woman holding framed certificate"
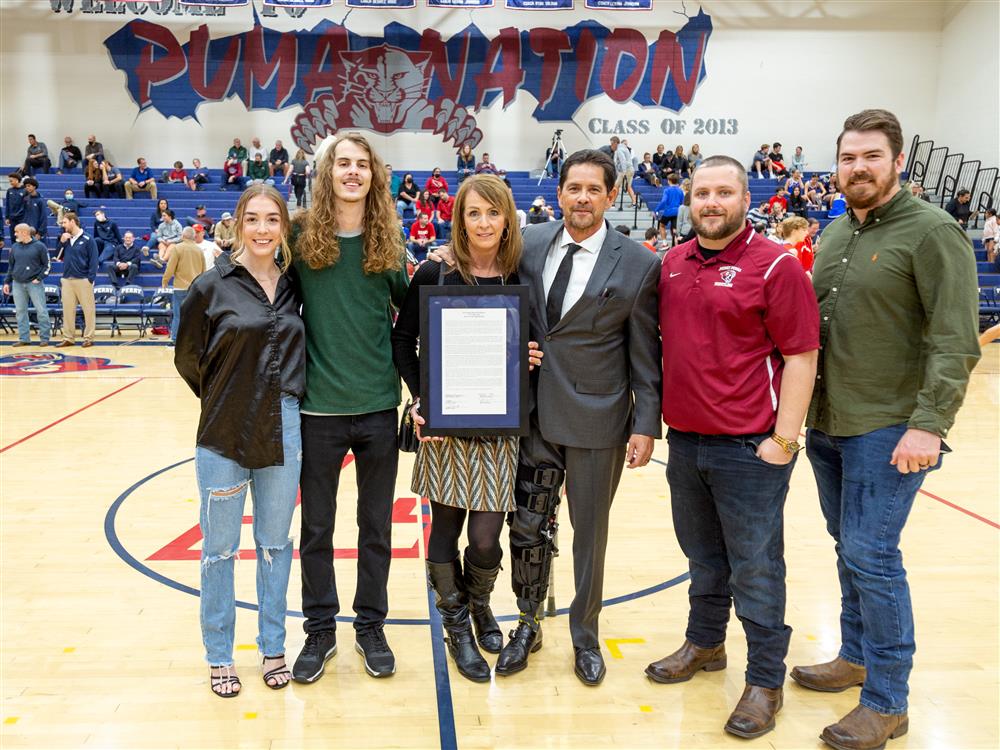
[391,175,526,682]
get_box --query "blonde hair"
[449,175,522,284]
[230,183,292,273]
[775,215,809,240]
[293,133,402,273]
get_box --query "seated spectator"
[784,169,806,195]
[769,142,789,177]
[775,216,813,274]
[396,173,419,217]
[475,153,501,175]
[751,143,772,179]
[185,204,215,237]
[436,188,454,240]
[826,187,847,218]
[193,224,221,270]
[247,137,267,169]
[767,187,788,213]
[147,208,182,268]
[642,226,659,253]
[909,181,930,202]
[806,217,822,252]
[23,134,51,176]
[805,173,826,206]
[20,178,47,241]
[125,158,158,200]
[944,189,975,228]
[526,196,554,225]
[415,189,438,227]
[84,135,104,166]
[666,145,690,179]
[46,189,86,224]
[408,212,436,261]
[58,137,83,173]
[164,161,188,184]
[187,158,210,191]
[102,160,125,199]
[214,211,236,252]
[150,198,170,237]
[615,224,632,238]
[982,208,997,266]
[268,139,290,178]
[425,168,449,196]
[747,199,770,226]
[689,144,704,170]
[227,137,248,164]
[768,201,787,227]
[84,158,105,199]
[107,231,141,288]
[791,146,807,173]
[652,144,669,175]
[637,153,661,187]
[457,144,476,183]
[677,190,693,240]
[288,149,310,209]
[221,157,245,190]
[92,208,123,262]
[2,222,51,346]
[386,163,401,197]
[246,154,274,186]
[787,186,809,218]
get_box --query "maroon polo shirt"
[659,222,819,435]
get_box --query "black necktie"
[546,243,582,329]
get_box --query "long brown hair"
[230,183,292,273]
[293,133,402,273]
[449,175,522,284]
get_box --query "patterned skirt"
[411,436,518,512]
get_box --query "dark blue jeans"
[806,424,943,714]
[667,429,795,689]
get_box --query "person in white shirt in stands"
[194,224,221,270]
[983,208,997,266]
[248,137,267,170]
[791,146,807,173]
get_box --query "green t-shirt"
[293,233,409,414]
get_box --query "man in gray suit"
[494,149,661,685]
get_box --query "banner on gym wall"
[346,0,417,7]
[505,0,573,9]
[586,0,651,8]
[262,0,334,7]
[104,10,712,151]
[428,0,495,7]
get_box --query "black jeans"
[299,409,399,634]
[666,429,795,689]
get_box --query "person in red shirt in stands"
[648,154,819,741]
[775,216,813,275]
[166,161,188,184]
[408,211,436,262]
[767,187,788,213]
[642,227,659,253]
[436,188,455,241]
[425,167,449,196]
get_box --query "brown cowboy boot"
[724,684,783,738]
[820,704,908,750]
[644,640,726,684]
[791,657,866,692]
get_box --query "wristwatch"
[769,433,802,454]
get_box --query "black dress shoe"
[574,647,606,685]
[495,621,542,676]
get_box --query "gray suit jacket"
[522,220,662,449]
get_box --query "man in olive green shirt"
[791,110,980,750]
[291,134,408,685]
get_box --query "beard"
[564,206,601,232]
[840,168,897,210]
[692,209,745,241]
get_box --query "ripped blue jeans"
[195,396,301,666]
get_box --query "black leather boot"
[462,549,503,654]
[427,558,491,683]
[495,618,542,676]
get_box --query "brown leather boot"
[644,640,726,684]
[791,657,866,692]
[820,704,908,750]
[724,684,783,739]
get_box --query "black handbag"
[398,400,419,453]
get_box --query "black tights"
[427,501,505,568]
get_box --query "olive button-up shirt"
[807,187,980,438]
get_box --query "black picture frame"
[419,284,530,437]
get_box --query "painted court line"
[0,377,144,454]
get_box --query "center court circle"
[104,458,689,625]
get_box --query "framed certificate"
[419,284,530,437]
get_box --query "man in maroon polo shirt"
[644,155,820,739]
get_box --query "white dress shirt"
[541,222,608,319]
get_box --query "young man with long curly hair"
[290,134,409,684]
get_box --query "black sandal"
[262,654,291,690]
[210,665,241,698]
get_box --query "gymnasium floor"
[0,340,997,750]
